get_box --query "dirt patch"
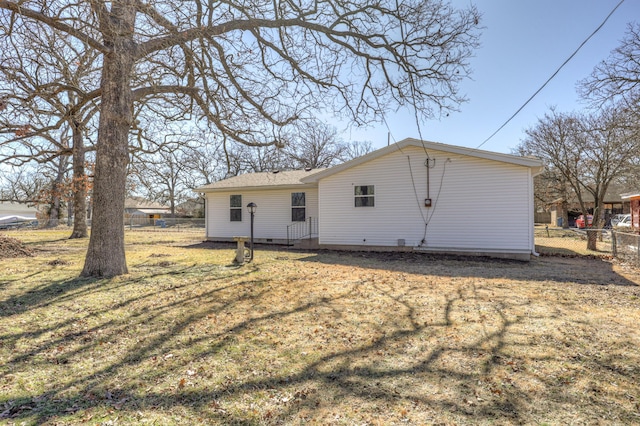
[0,234,34,258]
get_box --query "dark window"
[354,185,375,207]
[291,192,306,222]
[230,194,242,221]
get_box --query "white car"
[610,214,627,226]
[616,214,632,227]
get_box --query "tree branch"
[0,1,109,54]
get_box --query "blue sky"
[343,0,638,154]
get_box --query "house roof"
[301,138,544,183]
[193,139,543,193]
[124,197,170,210]
[621,192,640,200]
[196,169,325,192]
[550,183,637,205]
[0,201,38,216]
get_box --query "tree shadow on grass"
[186,241,638,287]
[0,275,101,317]
[2,247,639,424]
[296,249,639,287]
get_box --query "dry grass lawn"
[1,229,639,425]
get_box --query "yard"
[1,229,639,425]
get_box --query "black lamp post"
[246,202,257,261]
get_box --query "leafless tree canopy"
[2,0,480,142]
[580,23,640,109]
[0,0,481,276]
[0,15,103,237]
[518,105,640,249]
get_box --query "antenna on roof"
[387,132,390,146]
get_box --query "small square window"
[292,208,306,222]
[230,194,242,208]
[292,192,305,207]
[354,185,374,207]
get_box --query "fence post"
[611,230,617,256]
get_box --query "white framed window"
[291,192,306,221]
[354,185,374,207]
[230,194,242,221]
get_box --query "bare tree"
[519,106,639,250]
[227,143,291,174]
[0,21,101,238]
[1,0,481,277]
[580,23,640,109]
[0,164,49,204]
[181,139,227,188]
[283,121,346,169]
[130,144,193,217]
[222,123,374,174]
[528,169,573,228]
[343,140,374,161]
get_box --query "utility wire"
[476,0,625,149]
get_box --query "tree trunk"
[69,119,88,239]
[67,199,73,226]
[590,195,607,248]
[45,158,67,228]
[81,16,135,277]
[46,193,61,227]
[561,201,569,229]
[586,229,598,251]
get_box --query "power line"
[476,0,625,149]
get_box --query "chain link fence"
[123,217,205,233]
[612,230,640,266]
[535,226,640,266]
[534,226,613,256]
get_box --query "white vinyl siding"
[317,146,534,252]
[206,187,318,240]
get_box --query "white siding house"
[197,138,543,259]
[199,169,321,244]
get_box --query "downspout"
[529,169,540,257]
[202,194,208,239]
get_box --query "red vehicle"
[576,214,593,229]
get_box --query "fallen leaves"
[0,234,34,258]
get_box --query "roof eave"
[195,182,318,193]
[301,138,544,183]
[621,192,640,200]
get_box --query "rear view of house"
[196,169,322,245]
[196,138,543,260]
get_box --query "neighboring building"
[196,138,544,260]
[124,197,171,225]
[0,201,39,218]
[549,186,629,228]
[621,192,640,229]
[0,201,40,228]
[175,198,205,218]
